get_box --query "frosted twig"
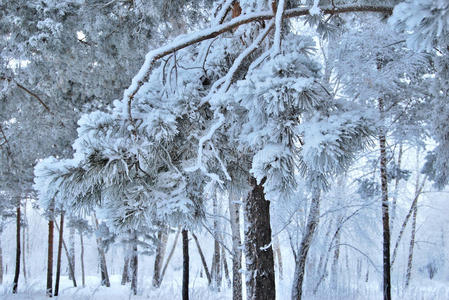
[273,0,285,55]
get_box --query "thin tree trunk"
[12,204,20,294]
[69,226,75,280]
[0,228,3,285]
[182,229,189,300]
[22,200,27,282]
[390,143,403,231]
[330,225,341,288]
[80,231,85,287]
[47,217,54,297]
[93,215,110,287]
[222,245,231,288]
[131,231,138,295]
[192,232,211,284]
[379,97,391,300]
[211,196,222,291]
[54,213,64,297]
[244,177,275,300]
[121,247,130,285]
[54,218,77,288]
[160,227,181,284]
[228,187,242,300]
[405,202,417,287]
[152,229,168,287]
[292,190,320,300]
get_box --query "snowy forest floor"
[2,274,449,299]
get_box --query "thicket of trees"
[1,0,449,300]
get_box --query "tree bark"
[80,231,85,287]
[379,98,391,300]
[291,190,320,300]
[244,177,275,300]
[152,229,168,287]
[93,215,110,287]
[54,213,64,296]
[228,187,242,300]
[47,217,54,297]
[54,218,77,288]
[22,201,27,282]
[121,247,130,285]
[131,231,138,295]
[211,197,222,290]
[222,245,231,288]
[182,229,189,300]
[12,204,20,294]
[405,202,417,287]
[69,226,75,280]
[390,143,403,231]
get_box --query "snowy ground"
[2,273,449,299]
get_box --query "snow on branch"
[122,4,393,122]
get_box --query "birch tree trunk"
[69,226,75,280]
[379,97,391,300]
[54,213,64,297]
[80,231,85,287]
[152,229,168,287]
[244,177,275,300]
[182,229,189,300]
[12,204,20,294]
[228,187,242,300]
[121,247,130,285]
[405,202,417,287]
[291,190,320,300]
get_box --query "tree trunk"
[54,218,77,288]
[192,232,211,284]
[228,187,242,300]
[222,245,231,288]
[131,231,138,295]
[12,204,20,294]
[152,229,168,287]
[0,228,3,285]
[273,235,283,280]
[379,98,391,300]
[47,217,54,297]
[160,227,181,285]
[121,247,130,285]
[22,201,27,282]
[390,143,403,231]
[211,196,222,290]
[182,229,189,300]
[54,213,64,296]
[244,177,275,300]
[93,215,110,287]
[80,231,85,287]
[69,226,75,280]
[405,191,418,287]
[291,190,320,300]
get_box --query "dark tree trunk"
[131,231,138,295]
[160,228,181,285]
[379,98,391,300]
[12,204,21,294]
[292,191,320,300]
[152,229,168,287]
[244,177,275,300]
[405,201,418,287]
[80,231,85,287]
[93,215,110,287]
[211,196,222,290]
[47,217,54,297]
[54,213,64,296]
[182,229,189,300]
[121,249,130,285]
[22,201,27,282]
